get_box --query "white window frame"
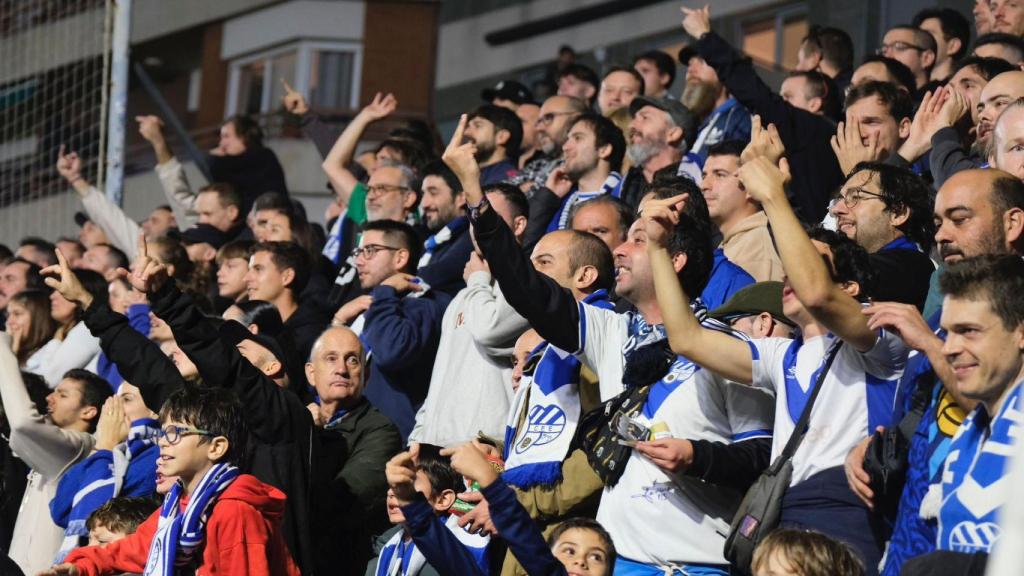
[225,39,363,116]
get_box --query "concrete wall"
[0,136,331,248]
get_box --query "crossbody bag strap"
[771,341,844,472]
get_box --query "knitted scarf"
[503,290,613,488]
[375,514,490,576]
[55,417,161,562]
[936,382,1022,554]
[143,463,240,576]
[547,172,624,232]
[419,216,470,269]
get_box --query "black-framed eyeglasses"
[160,425,215,445]
[535,111,576,127]
[366,184,410,198]
[877,41,925,55]
[835,187,885,208]
[351,244,400,259]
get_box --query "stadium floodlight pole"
[132,63,213,183]
[104,0,132,207]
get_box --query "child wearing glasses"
[41,386,300,576]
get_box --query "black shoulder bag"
[724,342,843,575]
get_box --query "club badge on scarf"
[502,291,614,488]
[937,382,1023,554]
[144,463,239,576]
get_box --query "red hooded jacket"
[64,474,300,576]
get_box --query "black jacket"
[315,398,402,576]
[283,301,330,369]
[869,248,934,310]
[208,147,289,215]
[694,31,844,222]
[148,282,318,575]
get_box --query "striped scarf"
[55,418,161,563]
[503,290,613,488]
[937,382,1023,554]
[143,463,240,576]
[547,172,624,232]
[375,515,490,576]
[419,216,470,268]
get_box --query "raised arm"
[739,154,879,352]
[644,194,754,384]
[0,333,93,479]
[57,146,141,257]
[443,443,567,576]
[322,92,397,206]
[43,246,185,409]
[444,115,583,353]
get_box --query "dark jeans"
[781,466,889,576]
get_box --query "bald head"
[306,326,366,406]
[934,169,1024,263]
[977,72,1024,147]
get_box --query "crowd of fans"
[0,1,1024,575]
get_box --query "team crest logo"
[949,521,1000,553]
[516,404,566,454]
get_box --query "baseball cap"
[709,281,794,326]
[628,96,698,148]
[74,211,91,227]
[677,45,700,67]
[179,223,228,250]
[481,80,535,106]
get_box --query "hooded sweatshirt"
[63,474,300,576]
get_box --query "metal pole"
[104,0,131,206]
[133,62,213,182]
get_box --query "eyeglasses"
[351,244,399,259]
[835,187,885,208]
[535,111,576,127]
[160,424,215,445]
[877,41,925,55]
[366,184,410,198]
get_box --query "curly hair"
[849,161,936,251]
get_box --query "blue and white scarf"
[936,382,1023,554]
[143,463,240,576]
[622,310,670,359]
[503,291,614,488]
[547,172,624,232]
[311,393,350,431]
[419,216,470,269]
[55,417,162,562]
[323,212,348,264]
[376,515,489,576]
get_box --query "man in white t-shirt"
[642,138,909,575]
[443,115,774,575]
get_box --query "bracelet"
[69,176,85,185]
[467,196,490,220]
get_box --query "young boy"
[751,529,865,576]
[375,444,489,576]
[86,497,160,548]
[392,443,616,576]
[40,386,300,576]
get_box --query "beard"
[473,140,496,162]
[681,81,718,121]
[938,221,1007,261]
[627,137,667,167]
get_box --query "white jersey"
[748,330,908,485]
[579,303,775,566]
